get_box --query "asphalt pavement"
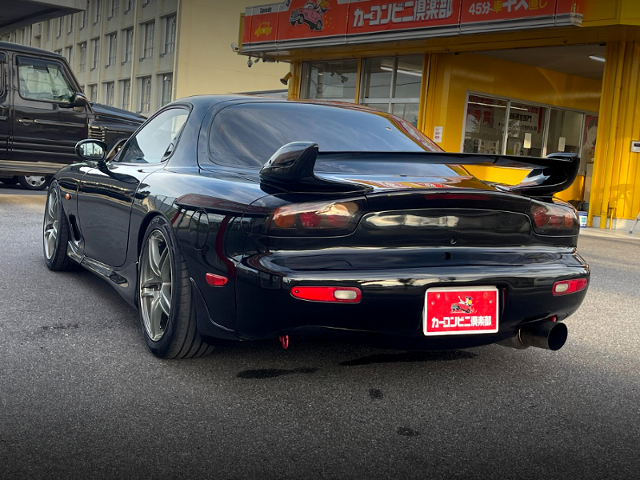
[1,185,640,480]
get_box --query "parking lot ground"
[1,186,640,480]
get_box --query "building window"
[359,55,423,126]
[163,15,176,55]
[124,0,135,14]
[140,76,151,112]
[65,46,73,65]
[463,95,548,156]
[123,28,133,63]
[104,82,115,106]
[80,10,87,30]
[301,59,358,103]
[67,14,74,34]
[57,17,62,38]
[109,0,119,19]
[91,38,100,70]
[89,84,98,102]
[106,33,117,67]
[34,36,41,48]
[79,42,87,72]
[94,0,102,25]
[46,20,51,40]
[462,93,595,162]
[160,73,172,106]
[463,94,509,154]
[141,22,155,59]
[121,79,131,110]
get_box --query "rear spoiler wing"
[259,142,580,197]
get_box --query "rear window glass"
[207,103,443,169]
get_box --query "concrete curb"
[579,228,640,242]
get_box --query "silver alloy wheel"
[24,176,48,188]
[43,189,59,260]
[139,230,173,342]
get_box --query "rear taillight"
[269,200,365,236]
[291,286,362,303]
[530,201,579,235]
[553,278,588,296]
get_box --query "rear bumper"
[232,255,589,349]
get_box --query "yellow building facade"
[240,0,640,230]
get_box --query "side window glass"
[17,56,74,104]
[118,108,188,164]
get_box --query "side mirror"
[72,92,89,111]
[75,139,108,162]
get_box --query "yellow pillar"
[589,40,640,228]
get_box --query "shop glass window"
[546,108,585,167]
[463,95,508,154]
[360,55,423,126]
[506,102,546,157]
[301,60,358,102]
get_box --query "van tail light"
[291,286,362,303]
[268,200,365,236]
[553,278,588,296]
[530,201,579,235]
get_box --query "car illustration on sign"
[254,22,273,37]
[289,1,327,31]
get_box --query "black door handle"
[18,119,33,125]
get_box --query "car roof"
[0,41,65,59]
[181,94,387,116]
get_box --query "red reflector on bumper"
[291,286,362,303]
[553,278,587,296]
[206,273,228,287]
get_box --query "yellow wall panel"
[423,53,601,196]
[176,0,288,99]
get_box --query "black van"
[0,42,145,190]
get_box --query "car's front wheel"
[138,216,214,359]
[19,175,51,190]
[43,181,77,271]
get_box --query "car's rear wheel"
[315,20,323,31]
[19,175,51,190]
[43,181,77,271]
[138,216,214,359]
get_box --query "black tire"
[19,175,51,190]
[138,216,214,359]
[0,177,19,185]
[43,181,77,271]
[315,20,323,31]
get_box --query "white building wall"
[2,0,178,115]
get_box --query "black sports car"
[43,96,589,358]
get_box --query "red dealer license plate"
[424,287,499,336]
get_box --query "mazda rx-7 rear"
[46,97,588,358]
